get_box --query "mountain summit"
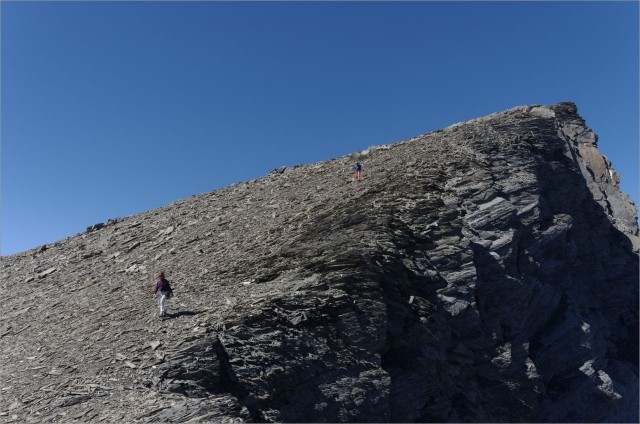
[1,103,638,422]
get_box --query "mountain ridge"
[1,102,638,422]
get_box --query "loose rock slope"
[1,102,638,422]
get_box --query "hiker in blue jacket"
[354,162,363,182]
[154,271,173,317]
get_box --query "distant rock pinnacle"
[1,102,637,422]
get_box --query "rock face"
[1,102,638,423]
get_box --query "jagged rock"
[54,395,92,408]
[86,223,105,232]
[0,103,637,422]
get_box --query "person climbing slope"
[154,271,174,317]
[354,162,363,182]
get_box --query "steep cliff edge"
[1,102,637,422]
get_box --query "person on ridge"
[354,162,363,182]
[154,271,173,317]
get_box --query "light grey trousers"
[158,290,170,315]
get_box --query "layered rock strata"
[1,102,637,422]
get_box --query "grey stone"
[37,267,57,279]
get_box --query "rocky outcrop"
[1,102,637,422]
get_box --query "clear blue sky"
[2,1,638,255]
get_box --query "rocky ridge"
[1,102,638,422]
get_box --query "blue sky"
[1,1,638,255]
